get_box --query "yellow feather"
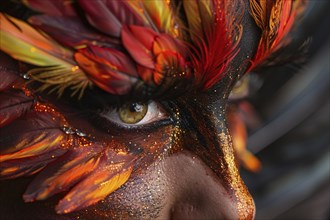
[0,13,92,98]
[56,165,133,214]
[0,13,72,67]
[85,167,132,201]
[140,0,179,36]
[183,0,213,40]
[0,133,65,163]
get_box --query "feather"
[188,0,244,89]
[0,105,69,179]
[74,45,138,95]
[122,25,187,85]
[183,0,213,40]
[1,1,244,97]
[22,0,76,17]
[23,144,103,202]
[78,0,145,38]
[0,130,66,163]
[79,0,181,37]
[121,25,157,69]
[140,0,179,36]
[0,147,67,179]
[0,109,64,153]
[153,51,187,85]
[0,13,91,98]
[0,89,34,128]
[28,15,119,48]
[0,13,73,67]
[55,149,136,214]
[249,0,307,70]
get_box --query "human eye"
[98,101,171,129]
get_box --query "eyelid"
[99,101,168,128]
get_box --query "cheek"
[92,158,170,219]
[81,151,253,220]
[72,129,254,220]
[73,127,175,219]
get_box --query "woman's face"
[0,67,255,220]
[2,0,296,219]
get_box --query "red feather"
[122,25,157,69]
[74,45,138,94]
[189,0,243,90]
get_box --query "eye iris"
[118,103,148,124]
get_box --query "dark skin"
[0,1,260,219]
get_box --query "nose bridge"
[178,100,255,219]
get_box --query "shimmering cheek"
[67,126,177,219]
[97,159,171,219]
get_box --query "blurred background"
[241,1,330,219]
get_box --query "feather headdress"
[1,0,243,98]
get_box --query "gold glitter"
[218,132,255,220]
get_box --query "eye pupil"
[130,103,143,113]
[119,102,148,124]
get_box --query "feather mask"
[1,0,242,213]
[0,0,307,216]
